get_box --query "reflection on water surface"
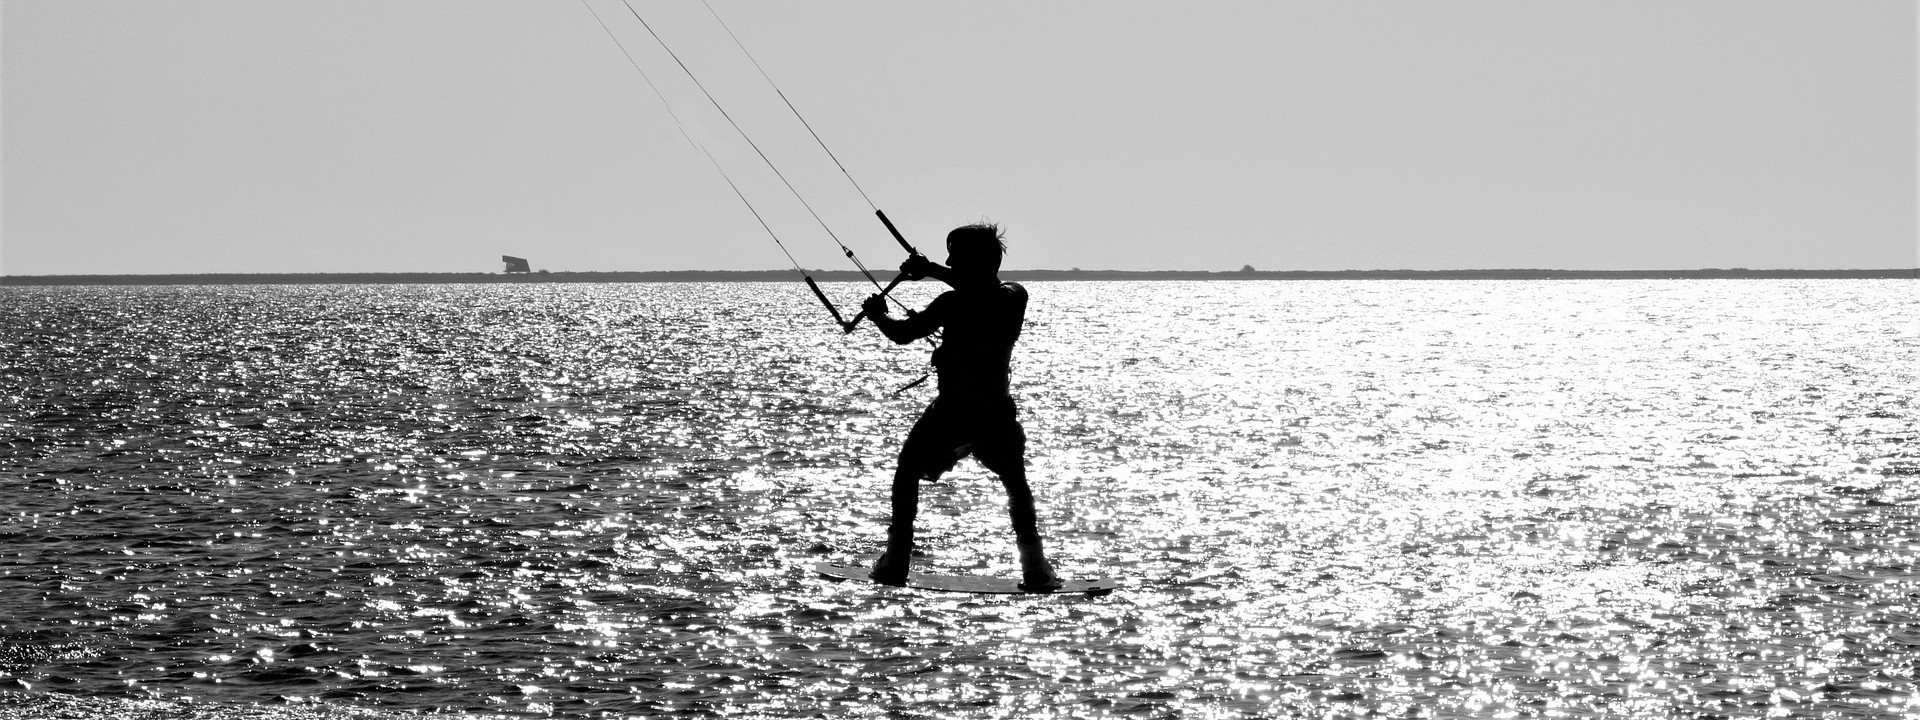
[1,280,1916,718]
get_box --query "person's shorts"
[897,395,1025,480]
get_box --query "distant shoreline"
[2,268,1915,286]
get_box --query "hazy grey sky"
[3,1,1914,275]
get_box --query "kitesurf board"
[813,561,1120,595]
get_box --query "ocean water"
[1,279,1916,719]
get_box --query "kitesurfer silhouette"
[858,223,1061,590]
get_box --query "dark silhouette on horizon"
[856,223,1061,590]
[6,268,1914,286]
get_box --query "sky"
[2,0,1914,275]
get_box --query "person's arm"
[862,293,943,345]
[899,254,962,289]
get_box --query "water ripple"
[1,279,1915,718]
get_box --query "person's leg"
[977,423,1060,589]
[994,463,1042,545]
[872,402,955,585]
[989,464,1058,589]
[869,464,919,585]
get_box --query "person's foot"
[1017,542,1061,591]
[871,532,914,586]
[869,550,909,585]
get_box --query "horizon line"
[3,267,1916,286]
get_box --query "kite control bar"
[838,210,924,333]
[794,210,923,334]
[804,276,851,329]
[875,209,919,257]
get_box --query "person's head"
[944,223,1005,279]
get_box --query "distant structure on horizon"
[502,256,530,274]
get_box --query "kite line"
[582,0,929,333]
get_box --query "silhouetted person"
[858,223,1060,589]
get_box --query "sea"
[1,279,1915,719]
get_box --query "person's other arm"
[862,293,944,345]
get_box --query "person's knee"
[994,471,1035,503]
[981,454,1028,483]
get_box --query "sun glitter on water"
[1,279,1917,718]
